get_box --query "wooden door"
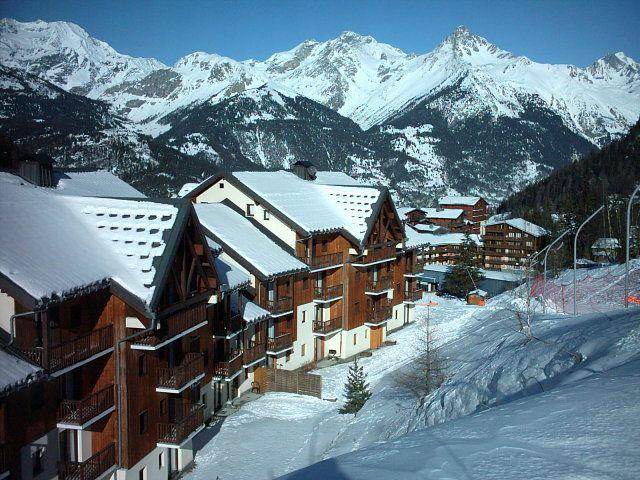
[370,326,382,349]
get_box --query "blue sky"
[2,0,639,66]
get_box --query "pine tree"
[442,233,484,298]
[338,357,372,415]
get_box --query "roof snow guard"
[0,172,193,315]
[186,170,403,249]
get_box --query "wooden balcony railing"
[212,313,243,337]
[157,403,204,446]
[59,442,115,480]
[267,332,293,352]
[22,325,113,373]
[58,385,114,426]
[157,353,204,391]
[263,297,293,316]
[243,341,266,365]
[313,284,343,301]
[298,252,344,270]
[366,301,393,325]
[131,304,206,347]
[313,316,343,334]
[404,290,423,302]
[213,350,243,378]
[365,276,393,293]
[365,243,397,263]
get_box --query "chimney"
[291,161,317,181]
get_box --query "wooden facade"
[1,208,220,479]
[440,198,488,233]
[482,222,545,270]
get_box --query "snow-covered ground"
[186,278,640,480]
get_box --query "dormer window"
[246,204,255,217]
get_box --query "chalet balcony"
[22,325,113,375]
[212,313,244,338]
[404,290,423,303]
[365,302,392,325]
[313,284,343,302]
[156,353,205,393]
[299,252,344,271]
[243,341,266,367]
[267,332,293,354]
[58,385,115,429]
[59,443,115,480]
[157,403,204,448]
[312,316,343,335]
[263,297,294,317]
[364,243,397,263]
[213,350,243,380]
[130,304,207,350]
[365,277,393,294]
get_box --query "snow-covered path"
[185,297,482,480]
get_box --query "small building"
[423,207,466,230]
[466,289,487,306]
[591,237,621,263]
[397,207,427,226]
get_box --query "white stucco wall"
[20,429,59,480]
[196,179,298,249]
[274,301,315,370]
[115,446,169,480]
[340,324,372,358]
[0,288,16,335]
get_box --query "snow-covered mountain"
[1,18,638,202]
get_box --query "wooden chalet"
[184,165,423,362]
[482,218,548,270]
[438,196,489,233]
[0,172,221,479]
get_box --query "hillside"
[499,119,640,260]
[1,18,639,202]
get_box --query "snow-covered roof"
[469,289,488,297]
[178,182,199,198]
[52,170,145,198]
[0,347,43,396]
[229,170,386,245]
[313,171,363,186]
[0,172,185,311]
[485,217,548,237]
[243,300,270,323]
[215,256,250,290]
[423,208,464,220]
[195,202,308,279]
[397,206,425,217]
[422,232,483,247]
[439,196,482,206]
[591,238,621,249]
[412,223,447,233]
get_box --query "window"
[219,182,224,189]
[138,354,147,376]
[286,351,292,362]
[263,210,270,220]
[353,333,357,345]
[301,343,306,356]
[139,466,147,480]
[159,398,167,415]
[202,393,207,407]
[139,410,148,434]
[246,204,255,217]
[321,240,328,253]
[364,329,368,339]
[303,276,308,289]
[302,311,306,323]
[32,447,44,476]
[159,452,164,469]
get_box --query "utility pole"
[574,206,604,315]
[625,185,640,307]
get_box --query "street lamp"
[573,206,604,315]
[625,185,640,307]
[542,229,571,314]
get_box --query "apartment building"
[482,218,548,270]
[0,172,221,479]
[438,196,489,233]
[184,165,422,360]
